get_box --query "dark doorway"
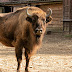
[36,5,40,7]
[4,6,13,13]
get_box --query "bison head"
[26,7,52,38]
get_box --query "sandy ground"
[0,33,72,72]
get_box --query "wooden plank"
[52,14,63,18]
[53,18,63,21]
[51,21,63,25]
[63,19,72,21]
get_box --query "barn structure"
[0,0,63,33]
[63,0,72,34]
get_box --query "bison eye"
[43,21,46,24]
[42,19,46,24]
[26,17,32,23]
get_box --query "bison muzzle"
[0,6,52,72]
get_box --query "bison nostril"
[40,30,42,32]
[35,30,38,33]
[35,28,43,34]
[35,30,42,33]
[40,30,42,34]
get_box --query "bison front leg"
[15,46,23,72]
[25,49,30,72]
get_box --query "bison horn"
[46,8,52,17]
[26,8,32,17]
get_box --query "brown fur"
[0,7,52,72]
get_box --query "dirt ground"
[0,33,72,72]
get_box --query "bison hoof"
[25,68,29,72]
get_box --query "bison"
[0,7,52,72]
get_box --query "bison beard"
[0,7,52,72]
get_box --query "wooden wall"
[39,3,63,32]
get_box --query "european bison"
[0,7,52,72]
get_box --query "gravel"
[0,33,72,72]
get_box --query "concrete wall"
[13,6,25,12]
[0,7,3,13]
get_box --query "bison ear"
[26,16,33,23]
[46,16,52,23]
